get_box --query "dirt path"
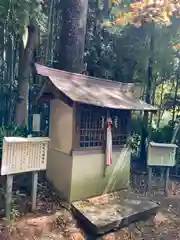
[1,174,180,239]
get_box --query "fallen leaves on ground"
[1,175,180,239]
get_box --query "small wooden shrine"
[36,63,157,202]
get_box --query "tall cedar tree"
[54,0,88,73]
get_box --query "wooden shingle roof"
[36,63,157,111]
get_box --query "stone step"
[72,197,159,237]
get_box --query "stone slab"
[71,197,159,237]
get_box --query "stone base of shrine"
[71,192,159,237]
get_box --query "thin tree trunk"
[8,34,14,125]
[156,81,164,129]
[149,78,156,139]
[92,0,104,77]
[54,0,88,73]
[0,24,5,83]
[140,23,154,169]
[15,24,38,126]
[45,0,54,66]
[49,0,55,66]
[4,29,13,125]
[172,78,179,127]
[103,0,111,18]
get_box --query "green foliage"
[10,208,20,223]
[130,133,141,156]
[0,0,47,34]
[131,116,175,156]
[151,125,173,143]
[0,125,27,138]
[86,12,180,85]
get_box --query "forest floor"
[1,174,180,239]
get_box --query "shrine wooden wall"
[70,148,131,201]
[47,99,73,200]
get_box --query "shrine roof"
[35,63,157,111]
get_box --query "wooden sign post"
[6,175,13,222]
[148,166,170,196]
[32,171,38,211]
[164,167,170,196]
[1,137,50,222]
[147,142,177,196]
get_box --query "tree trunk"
[90,0,104,77]
[8,33,14,125]
[140,23,154,169]
[149,79,156,139]
[15,24,38,126]
[156,81,164,129]
[172,78,179,128]
[54,0,88,73]
[103,0,111,18]
[5,32,13,125]
[45,0,55,66]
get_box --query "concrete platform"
[71,196,159,237]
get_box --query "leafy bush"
[130,118,175,157]
[151,125,173,143]
[130,133,141,156]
